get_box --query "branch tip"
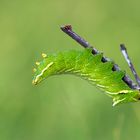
[60,24,72,31]
[120,44,127,51]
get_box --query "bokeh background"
[1,0,140,140]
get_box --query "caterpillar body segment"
[32,48,140,106]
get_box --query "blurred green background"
[1,0,140,140]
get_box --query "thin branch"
[60,24,139,89]
[120,44,140,87]
[60,25,98,54]
[60,25,91,48]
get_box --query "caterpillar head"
[32,53,56,85]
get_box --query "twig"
[60,24,139,89]
[120,44,140,87]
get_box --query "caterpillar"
[32,25,140,106]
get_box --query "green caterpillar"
[32,25,140,106]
